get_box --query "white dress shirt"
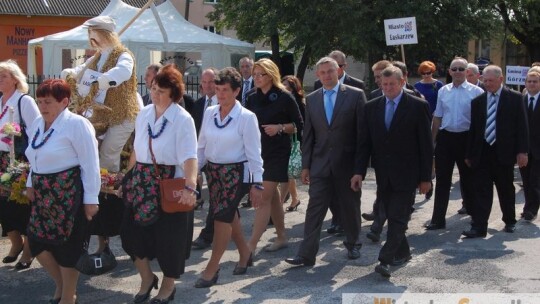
[64,48,133,86]
[0,91,40,152]
[25,109,100,204]
[204,95,218,111]
[134,103,197,178]
[434,81,484,132]
[198,100,264,183]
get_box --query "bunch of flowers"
[0,122,22,146]
[100,168,124,196]
[0,161,30,204]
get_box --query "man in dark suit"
[520,70,540,221]
[466,63,485,90]
[191,68,219,250]
[142,63,162,106]
[285,56,366,266]
[313,50,365,235]
[464,65,529,238]
[237,57,254,105]
[358,66,433,277]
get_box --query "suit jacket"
[237,79,255,103]
[525,94,540,158]
[467,87,529,167]
[302,84,366,178]
[369,87,421,101]
[192,96,207,135]
[359,93,433,191]
[142,93,151,106]
[314,74,365,91]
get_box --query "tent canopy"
[27,0,254,76]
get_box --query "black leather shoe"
[362,212,375,221]
[150,288,175,304]
[424,223,445,230]
[425,185,433,200]
[192,237,212,250]
[504,224,516,233]
[375,263,391,277]
[347,246,361,260]
[366,231,380,242]
[48,298,61,304]
[14,259,33,270]
[457,206,468,215]
[194,269,220,288]
[462,229,487,238]
[284,256,315,267]
[2,247,23,264]
[522,211,537,221]
[327,224,344,236]
[390,255,412,266]
[133,274,158,304]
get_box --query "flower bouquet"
[0,122,21,147]
[0,160,30,204]
[100,168,124,196]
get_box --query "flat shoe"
[264,241,288,252]
[194,269,219,288]
[2,247,23,264]
[15,259,33,270]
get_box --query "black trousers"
[520,154,540,216]
[431,130,474,225]
[470,142,516,230]
[377,189,415,265]
[298,176,361,263]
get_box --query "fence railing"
[26,75,201,100]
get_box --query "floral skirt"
[205,161,248,223]
[123,162,175,226]
[27,167,83,245]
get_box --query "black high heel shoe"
[286,201,301,212]
[15,258,33,270]
[2,247,23,263]
[194,269,220,288]
[233,253,253,275]
[149,288,176,304]
[133,274,159,304]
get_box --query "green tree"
[495,0,540,62]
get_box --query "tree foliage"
[209,0,498,83]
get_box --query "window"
[204,25,221,35]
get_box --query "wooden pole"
[400,44,406,64]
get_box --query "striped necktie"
[485,93,497,145]
[242,80,249,105]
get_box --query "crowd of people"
[0,14,539,304]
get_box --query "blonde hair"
[0,59,29,93]
[88,29,121,49]
[253,58,286,91]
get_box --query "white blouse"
[0,91,40,152]
[134,103,197,178]
[198,100,264,183]
[25,109,100,204]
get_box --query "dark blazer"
[359,93,433,191]
[192,96,207,135]
[466,87,529,167]
[369,87,422,101]
[302,84,366,178]
[314,74,365,91]
[236,79,255,102]
[525,94,540,158]
[142,93,151,106]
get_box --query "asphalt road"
[1,168,539,303]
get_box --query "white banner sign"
[384,17,418,46]
[505,65,529,85]
[77,69,106,105]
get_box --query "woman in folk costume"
[25,79,100,304]
[61,15,139,254]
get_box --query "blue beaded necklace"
[31,128,55,149]
[214,116,233,129]
[147,118,168,139]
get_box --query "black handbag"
[14,94,29,159]
[75,239,117,276]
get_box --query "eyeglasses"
[450,67,466,72]
[421,71,433,75]
[253,73,268,78]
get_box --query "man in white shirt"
[425,57,484,230]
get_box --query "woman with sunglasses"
[414,61,444,114]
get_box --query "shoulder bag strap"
[148,137,161,180]
[17,94,28,129]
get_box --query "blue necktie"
[385,99,395,130]
[485,93,497,145]
[242,80,249,105]
[324,90,335,124]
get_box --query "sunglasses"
[450,67,466,72]
[421,72,433,75]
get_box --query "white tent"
[27,0,254,76]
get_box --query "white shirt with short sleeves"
[434,81,484,132]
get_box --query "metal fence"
[26,75,201,100]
